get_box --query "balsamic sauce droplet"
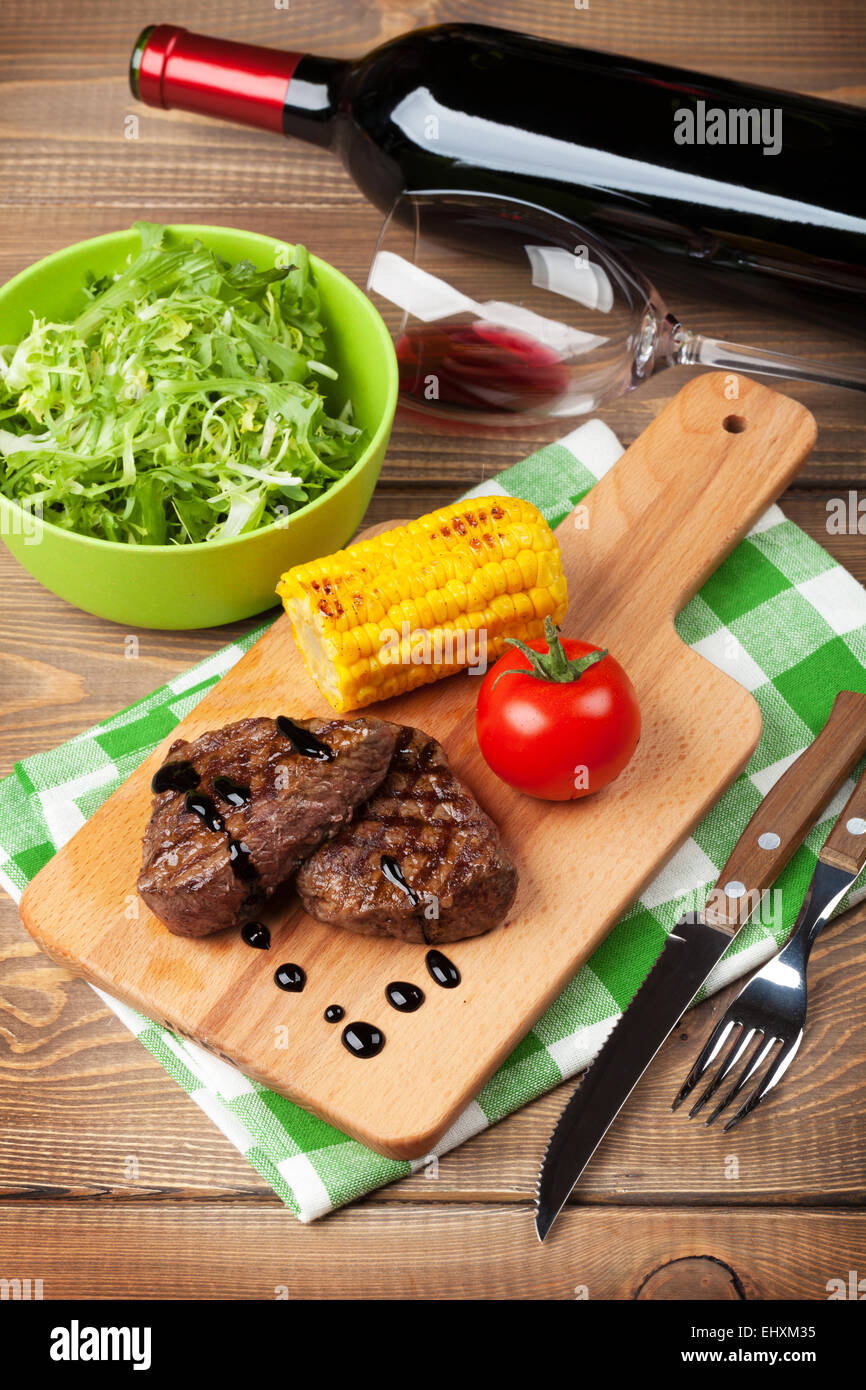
[276,715,334,761]
[228,838,259,882]
[184,792,225,834]
[380,855,421,907]
[385,981,425,1013]
[324,1004,345,1024]
[426,950,461,989]
[213,775,251,808]
[241,921,270,950]
[275,963,306,992]
[151,760,200,794]
[341,1022,385,1058]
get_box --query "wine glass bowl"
[367,191,666,425]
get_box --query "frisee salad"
[0,223,367,545]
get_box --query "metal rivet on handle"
[846,817,866,835]
[758,832,780,850]
[724,880,746,898]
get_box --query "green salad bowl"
[0,225,398,628]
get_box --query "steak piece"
[296,725,518,944]
[138,715,397,937]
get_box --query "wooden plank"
[1,0,864,97]
[0,206,863,495]
[0,1200,861,1299]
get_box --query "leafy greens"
[0,222,367,545]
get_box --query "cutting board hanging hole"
[723,415,747,433]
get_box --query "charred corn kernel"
[276,497,568,712]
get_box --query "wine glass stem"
[669,325,866,394]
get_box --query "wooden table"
[1,0,864,1301]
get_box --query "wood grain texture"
[0,1201,862,1300]
[18,374,816,1157]
[1,0,865,1299]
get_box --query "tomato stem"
[492,616,608,688]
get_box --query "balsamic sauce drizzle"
[341,1022,385,1058]
[385,981,425,1013]
[228,838,258,883]
[151,760,200,794]
[159,766,260,887]
[241,922,270,950]
[324,1004,345,1023]
[426,950,461,989]
[184,792,225,834]
[275,963,306,992]
[213,775,251,808]
[276,715,334,761]
[380,855,421,907]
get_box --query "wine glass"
[366,190,866,426]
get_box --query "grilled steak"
[296,725,518,944]
[138,715,397,937]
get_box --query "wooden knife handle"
[704,690,866,929]
[819,763,866,879]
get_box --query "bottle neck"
[281,54,348,148]
[130,25,347,146]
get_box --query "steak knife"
[535,689,866,1242]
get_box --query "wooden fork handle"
[705,691,866,928]
[820,758,866,879]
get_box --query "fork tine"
[704,1034,776,1127]
[671,1018,738,1112]
[722,1033,804,1133]
[688,1025,756,1118]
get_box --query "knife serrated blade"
[535,913,731,1242]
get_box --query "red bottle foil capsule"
[132,24,301,133]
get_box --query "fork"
[672,763,866,1131]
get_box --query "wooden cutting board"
[19,374,816,1159]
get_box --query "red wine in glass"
[396,320,570,416]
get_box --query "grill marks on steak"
[295,725,518,944]
[138,716,397,937]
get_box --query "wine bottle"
[130,22,866,297]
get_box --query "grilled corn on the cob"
[277,496,568,712]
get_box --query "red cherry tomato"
[476,619,641,801]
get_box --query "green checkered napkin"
[2,417,865,1220]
